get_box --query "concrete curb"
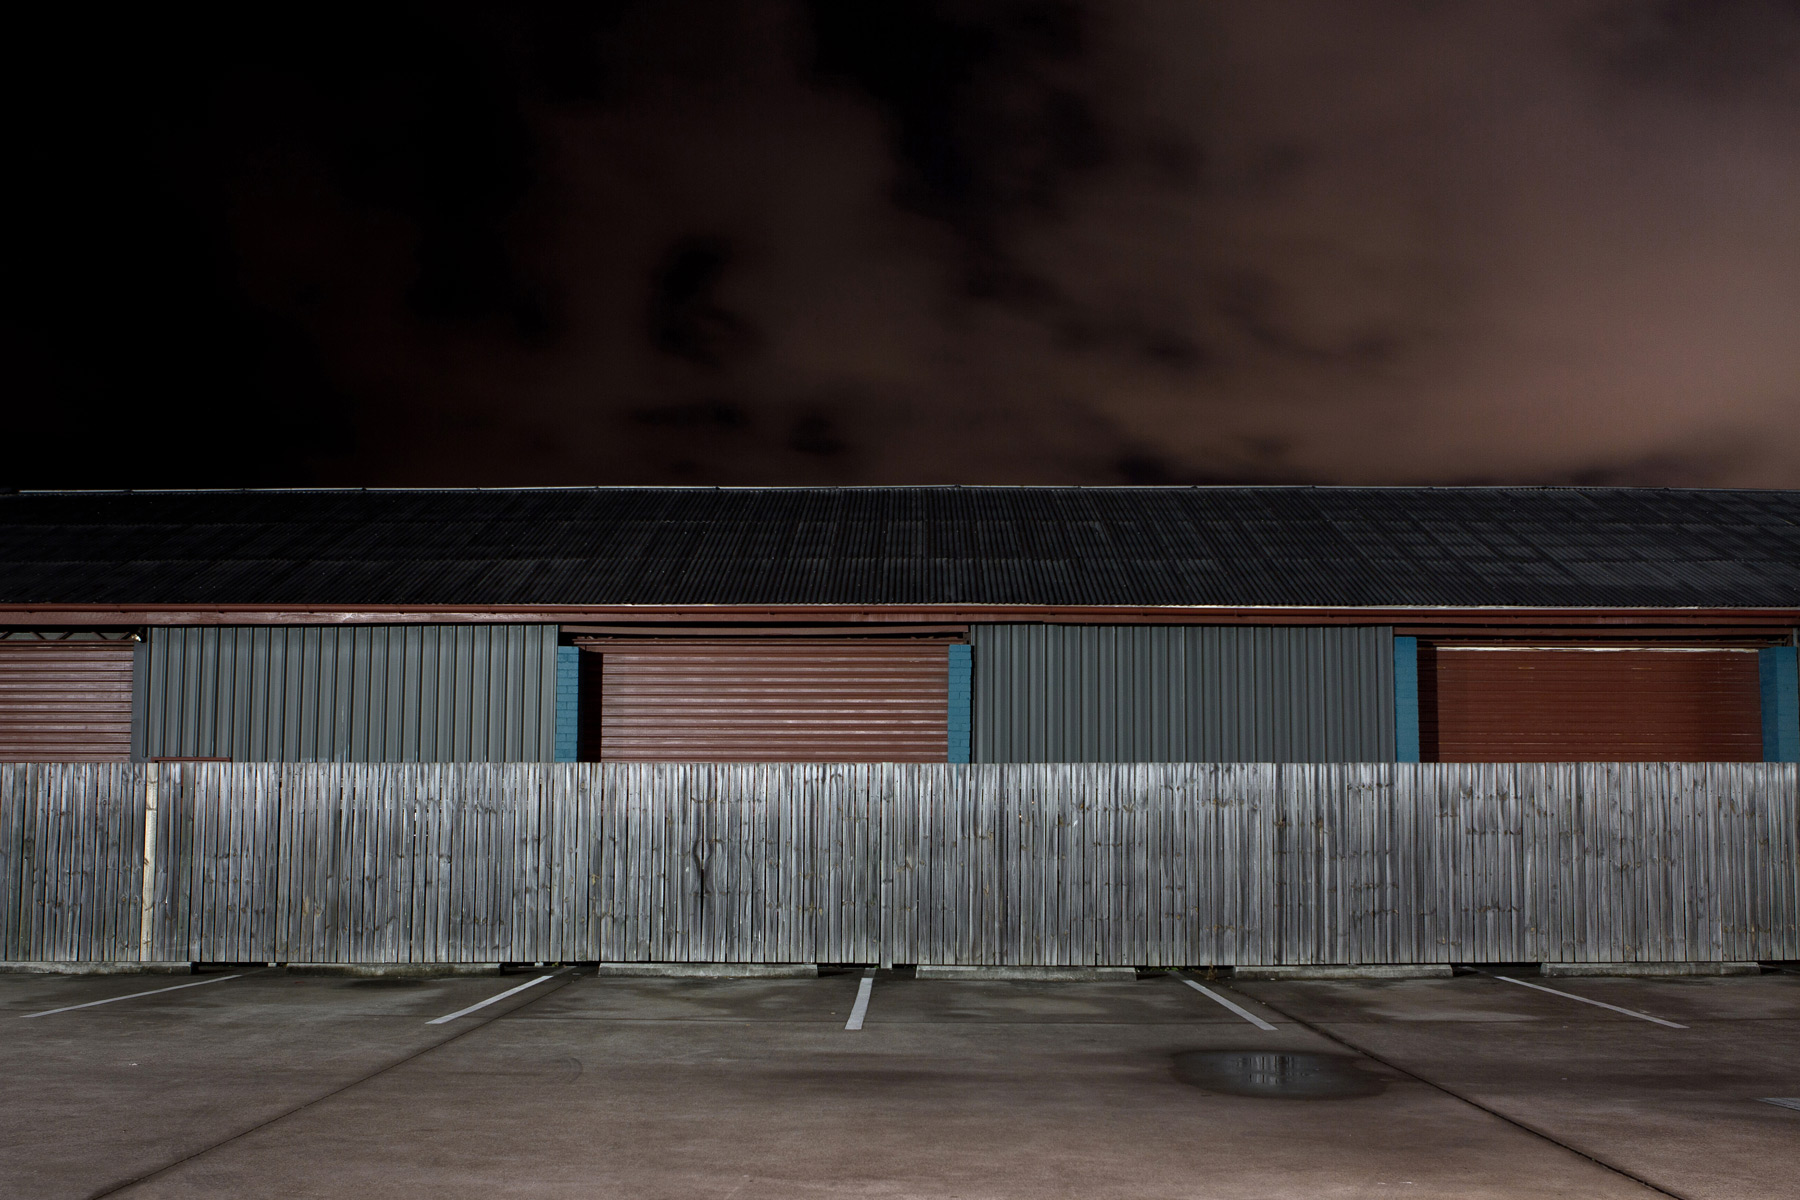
[915,965,1139,982]
[0,962,194,976]
[280,963,508,978]
[1233,964,1455,981]
[1541,961,1761,978]
[592,962,818,978]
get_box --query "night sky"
[9,2,1800,489]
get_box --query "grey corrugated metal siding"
[137,625,557,762]
[973,625,1395,763]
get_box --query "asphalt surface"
[0,966,1794,1199]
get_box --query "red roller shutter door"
[0,641,136,762]
[1422,647,1762,763]
[592,639,950,762]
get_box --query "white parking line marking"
[21,974,241,1019]
[1759,1097,1800,1112]
[426,974,557,1025]
[1181,978,1277,1031]
[1487,974,1687,1029]
[845,969,875,1031]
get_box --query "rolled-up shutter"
[0,641,136,762]
[591,639,951,762]
[1422,646,1762,762]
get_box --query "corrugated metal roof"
[5,486,1800,607]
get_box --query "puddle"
[1171,1051,1386,1100]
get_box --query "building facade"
[4,486,1799,767]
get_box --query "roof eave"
[2,602,1796,629]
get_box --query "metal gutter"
[2,604,1798,628]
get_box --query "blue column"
[1759,646,1798,763]
[554,645,581,763]
[948,644,972,764]
[1393,636,1420,763]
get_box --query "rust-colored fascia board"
[2,603,1798,629]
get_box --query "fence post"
[138,766,158,962]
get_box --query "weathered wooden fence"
[2,762,1795,966]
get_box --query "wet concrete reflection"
[342,978,428,988]
[1171,1051,1386,1100]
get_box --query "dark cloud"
[6,1,1800,488]
[808,1,1098,224]
[787,412,847,457]
[1584,0,1800,93]
[648,236,759,367]
[629,400,750,429]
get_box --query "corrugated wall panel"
[1424,648,1763,763]
[972,625,1395,763]
[554,645,580,763]
[596,640,951,762]
[1760,646,1799,762]
[0,642,137,762]
[138,625,557,762]
[947,644,971,763]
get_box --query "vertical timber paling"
[0,762,1794,967]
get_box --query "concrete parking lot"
[1,965,1795,1199]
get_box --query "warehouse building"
[3,486,1799,767]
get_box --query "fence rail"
[2,762,1796,966]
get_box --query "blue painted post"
[947,644,972,764]
[1758,646,1799,763]
[1393,636,1420,763]
[554,645,581,763]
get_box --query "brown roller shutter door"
[1422,646,1762,762]
[591,639,950,762]
[0,641,136,762]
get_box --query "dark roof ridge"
[7,484,1794,498]
[6,486,1800,607]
